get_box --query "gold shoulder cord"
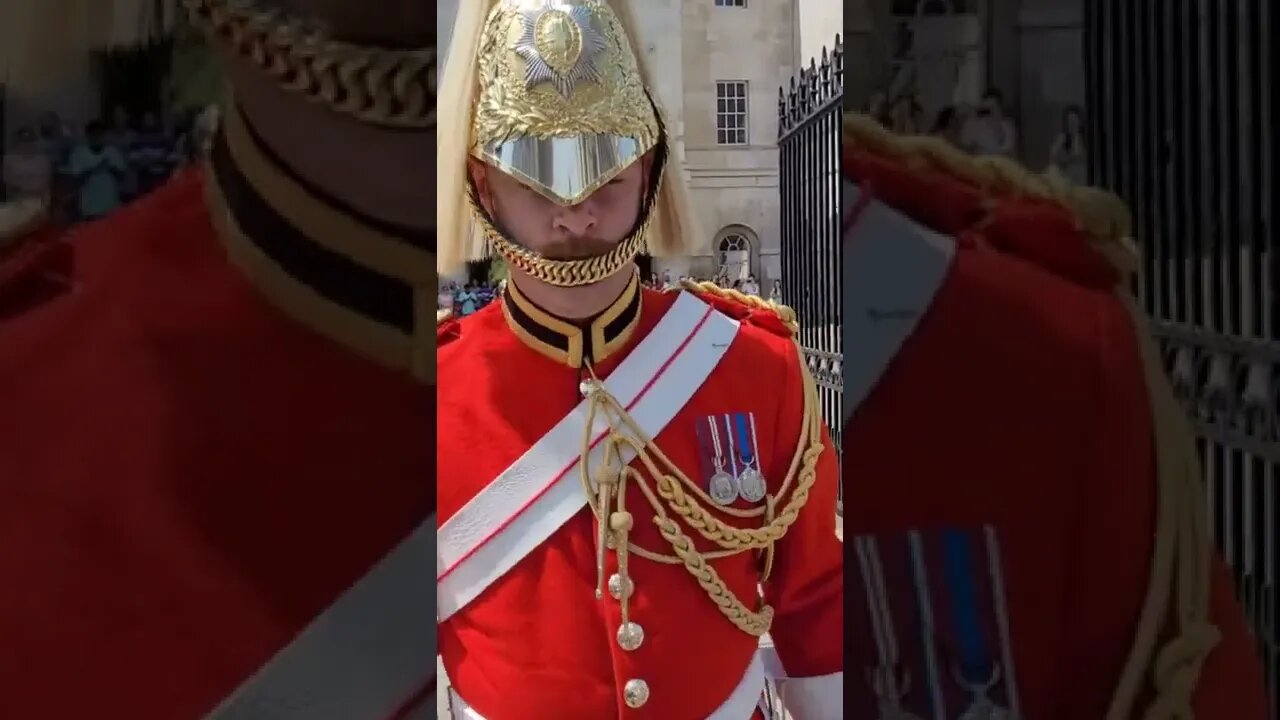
[844,113,1216,718]
[577,294,823,637]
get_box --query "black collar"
[206,102,435,383]
[501,271,642,368]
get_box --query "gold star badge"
[513,0,607,98]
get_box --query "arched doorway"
[715,226,757,283]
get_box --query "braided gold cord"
[184,0,435,129]
[577,335,825,637]
[466,169,662,287]
[489,229,647,288]
[652,513,774,636]
[679,279,801,336]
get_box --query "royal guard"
[841,112,1268,718]
[435,1,843,718]
[0,1,435,717]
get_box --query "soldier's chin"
[541,239,617,261]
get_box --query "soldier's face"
[471,158,649,262]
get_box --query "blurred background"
[0,0,221,226]
[844,1,1277,714]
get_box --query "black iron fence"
[778,37,844,488]
[1085,0,1277,712]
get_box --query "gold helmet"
[438,0,701,287]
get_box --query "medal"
[733,413,767,502]
[877,703,927,720]
[705,417,738,506]
[957,700,1010,720]
[865,666,924,720]
[737,468,766,502]
[952,662,1009,720]
[857,537,925,720]
[709,470,738,506]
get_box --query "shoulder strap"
[204,517,436,720]
[842,179,956,427]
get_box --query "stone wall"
[0,0,108,148]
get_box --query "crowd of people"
[866,88,1088,184]
[2,105,217,227]
[438,281,500,317]
[644,271,782,301]
[438,270,785,318]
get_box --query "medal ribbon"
[856,536,904,700]
[706,416,726,472]
[907,532,946,719]
[940,529,991,683]
[722,414,740,478]
[733,413,754,466]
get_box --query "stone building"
[847,0,1088,171]
[641,0,839,285]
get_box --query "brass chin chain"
[182,0,435,129]
[577,340,826,637]
[468,187,658,288]
[490,230,647,288]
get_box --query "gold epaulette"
[437,308,453,325]
[843,112,1138,282]
[677,279,800,338]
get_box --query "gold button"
[608,573,634,600]
[610,511,634,532]
[616,621,644,651]
[623,678,650,708]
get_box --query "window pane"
[714,80,749,145]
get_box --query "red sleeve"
[1063,291,1267,718]
[759,340,844,679]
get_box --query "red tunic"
[437,280,844,719]
[841,147,1268,718]
[0,169,434,718]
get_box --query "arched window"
[716,231,752,282]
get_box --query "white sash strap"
[437,292,739,621]
[205,514,437,719]
[775,672,844,720]
[842,179,956,427]
[444,651,767,719]
[759,634,843,720]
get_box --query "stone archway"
[714,225,758,284]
